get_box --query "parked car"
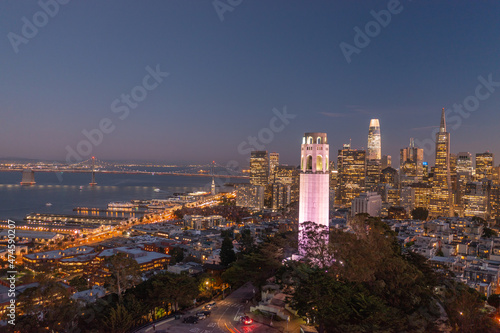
[240,315,253,325]
[196,312,206,320]
[182,316,199,324]
[202,310,211,317]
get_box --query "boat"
[154,188,161,192]
[107,201,134,211]
[79,186,84,190]
[46,203,52,206]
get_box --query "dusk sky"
[1,1,500,167]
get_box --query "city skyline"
[1,1,500,165]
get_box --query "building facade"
[250,151,269,187]
[429,109,453,217]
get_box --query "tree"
[286,215,445,332]
[150,272,199,312]
[169,247,184,265]
[299,221,335,268]
[105,253,142,299]
[443,282,495,332]
[411,207,429,220]
[487,293,500,308]
[220,237,236,267]
[103,304,134,333]
[16,280,81,331]
[239,228,255,254]
[223,241,282,289]
[69,275,89,291]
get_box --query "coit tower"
[299,132,330,254]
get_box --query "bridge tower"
[20,169,36,185]
[211,161,216,195]
[89,156,97,186]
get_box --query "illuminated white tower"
[299,132,330,255]
[367,119,381,160]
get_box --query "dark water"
[0,171,245,221]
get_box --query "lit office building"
[381,155,391,169]
[273,165,300,202]
[336,143,366,206]
[476,152,494,180]
[410,182,432,210]
[235,184,264,209]
[271,183,291,210]
[269,152,280,182]
[366,119,382,190]
[457,152,474,208]
[463,181,489,220]
[381,166,398,188]
[489,186,500,220]
[429,109,453,217]
[299,132,330,255]
[250,151,269,187]
[400,187,415,214]
[400,138,424,186]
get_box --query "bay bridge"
[1,157,248,185]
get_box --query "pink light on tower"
[298,132,330,256]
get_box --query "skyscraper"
[367,119,381,160]
[366,119,382,190]
[336,143,366,206]
[457,152,473,174]
[250,151,269,187]
[381,155,391,169]
[456,152,473,208]
[400,138,424,186]
[429,109,452,217]
[476,152,494,180]
[299,132,330,255]
[273,165,300,202]
[269,152,280,182]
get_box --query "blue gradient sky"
[1,0,499,166]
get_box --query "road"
[139,283,280,333]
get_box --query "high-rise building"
[250,151,269,187]
[351,192,382,217]
[409,182,432,210]
[269,152,280,182]
[336,144,366,206]
[366,119,382,190]
[381,155,391,169]
[367,119,381,160]
[400,138,424,186]
[476,152,494,180]
[457,152,473,174]
[463,181,489,220]
[381,167,398,188]
[271,183,291,210]
[235,183,264,209]
[299,132,330,255]
[429,109,453,217]
[457,152,473,209]
[273,165,300,203]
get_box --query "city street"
[139,283,280,333]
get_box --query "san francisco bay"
[0,171,245,221]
